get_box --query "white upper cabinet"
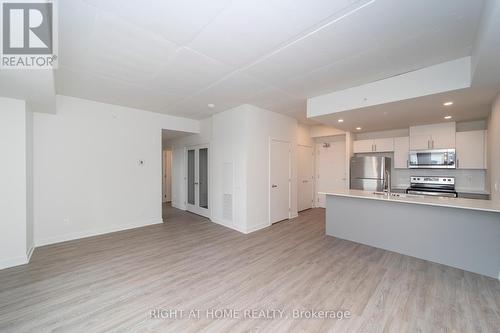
[456,130,487,169]
[373,138,395,152]
[409,122,456,150]
[353,139,374,153]
[394,137,409,169]
[353,138,394,153]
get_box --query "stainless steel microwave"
[408,149,456,169]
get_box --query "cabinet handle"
[374,144,377,151]
[457,159,459,168]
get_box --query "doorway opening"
[162,129,198,221]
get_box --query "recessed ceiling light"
[356,127,362,130]
[207,103,215,108]
[443,101,453,106]
[444,115,452,120]
[338,119,344,123]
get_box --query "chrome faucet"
[384,170,391,195]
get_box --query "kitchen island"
[323,190,500,279]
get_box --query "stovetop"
[407,176,456,195]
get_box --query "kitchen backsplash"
[392,168,486,192]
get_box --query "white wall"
[26,107,34,255]
[245,105,299,231]
[297,123,313,146]
[167,104,305,233]
[33,95,199,246]
[211,108,248,231]
[0,97,33,269]
[488,94,500,203]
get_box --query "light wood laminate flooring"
[1,206,499,332]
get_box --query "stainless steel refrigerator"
[350,156,391,191]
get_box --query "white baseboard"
[246,222,271,233]
[211,217,271,234]
[0,255,29,270]
[210,217,246,233]
[35,218,163,247]
[26,244,35,262]
[0,243,36,271]
[171,202,186,210]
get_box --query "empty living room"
[1,0,500,332]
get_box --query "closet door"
[298,145,313,211]
[186,145,210,218]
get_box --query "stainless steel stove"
[406,176,458,198]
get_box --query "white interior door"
[316,141,346,208]
[297,145,313,211]
[162,150,172,202]
[186,145,209,218]
[270,140,290,224]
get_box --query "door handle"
[302,180,308,183]
[272,184,278,188]
[194,182,199,185]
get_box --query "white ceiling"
[55,0,485,123]
[313,85,500,133]
[0,70,56,113]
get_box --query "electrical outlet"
[63,218,70,223]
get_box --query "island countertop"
[321,189,500,214]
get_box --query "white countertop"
[391,186,490,195]
[322,189,500,213]
[456,189,491,195]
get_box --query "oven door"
[406,189,458,198]
[409,149,455,169]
